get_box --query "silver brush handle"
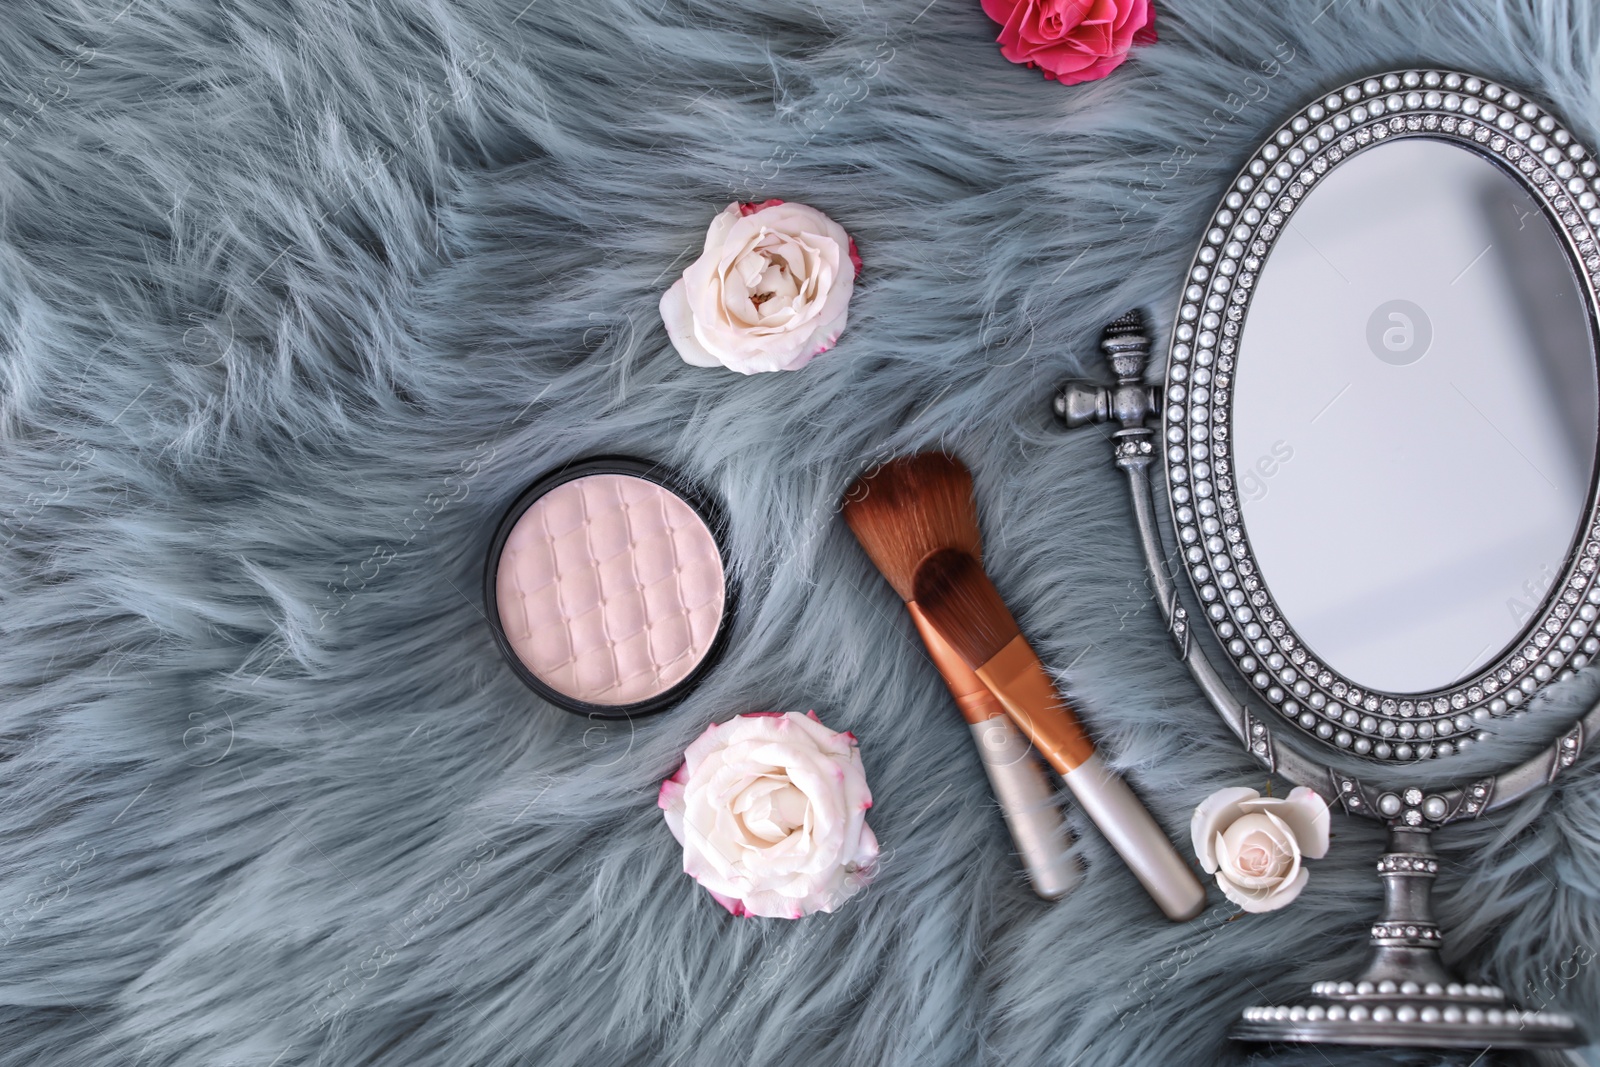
[969,717,1082,900]
[1062,754,1206,921]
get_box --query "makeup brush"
[843,455,1081,900]
[842,453,982,600]
[914,547,1206,922]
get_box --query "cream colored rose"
[659,200,858,374]
[658,711,877,918]
[1190,785,1329,913]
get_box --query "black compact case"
[482,456,737,719]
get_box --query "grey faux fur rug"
[3,0,1600,1064]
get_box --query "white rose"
[1190,785,1329,914]
[659,200,858,374]
[658,711,878,918]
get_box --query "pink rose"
[981,0,1157,85]
[658,711,877,918]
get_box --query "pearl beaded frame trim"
[1165,69,1600,764]
[1240,1002,1574,1030]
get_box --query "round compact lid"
[484,457,735,718]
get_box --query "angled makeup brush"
[915,547,1206,921]
[843,454,1081,900]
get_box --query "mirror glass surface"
[1233,137,1598,695]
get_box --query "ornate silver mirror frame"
[1054,69,1600,1050]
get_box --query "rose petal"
[1190,786,1262,873]
[1132,3,1156,45]
[707,889,748,916]
[1220,865,1309,914]
[739,198,785,217]
[1279,787,1331,860]
[1234,790,1329,860]
[659,281,720,366]
[1217,813,1299,889]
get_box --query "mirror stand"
[1235,825,1580,1047]
[1054,312,1586,1049]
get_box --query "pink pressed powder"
[492,471,727,709]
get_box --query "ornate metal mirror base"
[1234,828,1581,1048]
[1055,313,1592,1049]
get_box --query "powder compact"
[484,456,735,718]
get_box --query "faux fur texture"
[3,0,1600,1064]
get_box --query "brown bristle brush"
[914,546,1205,921]
[843,454,1081,901]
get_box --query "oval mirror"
[1234,137,1598,695]
[1164,72,1600,763]
[1059,70,1600,1050]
